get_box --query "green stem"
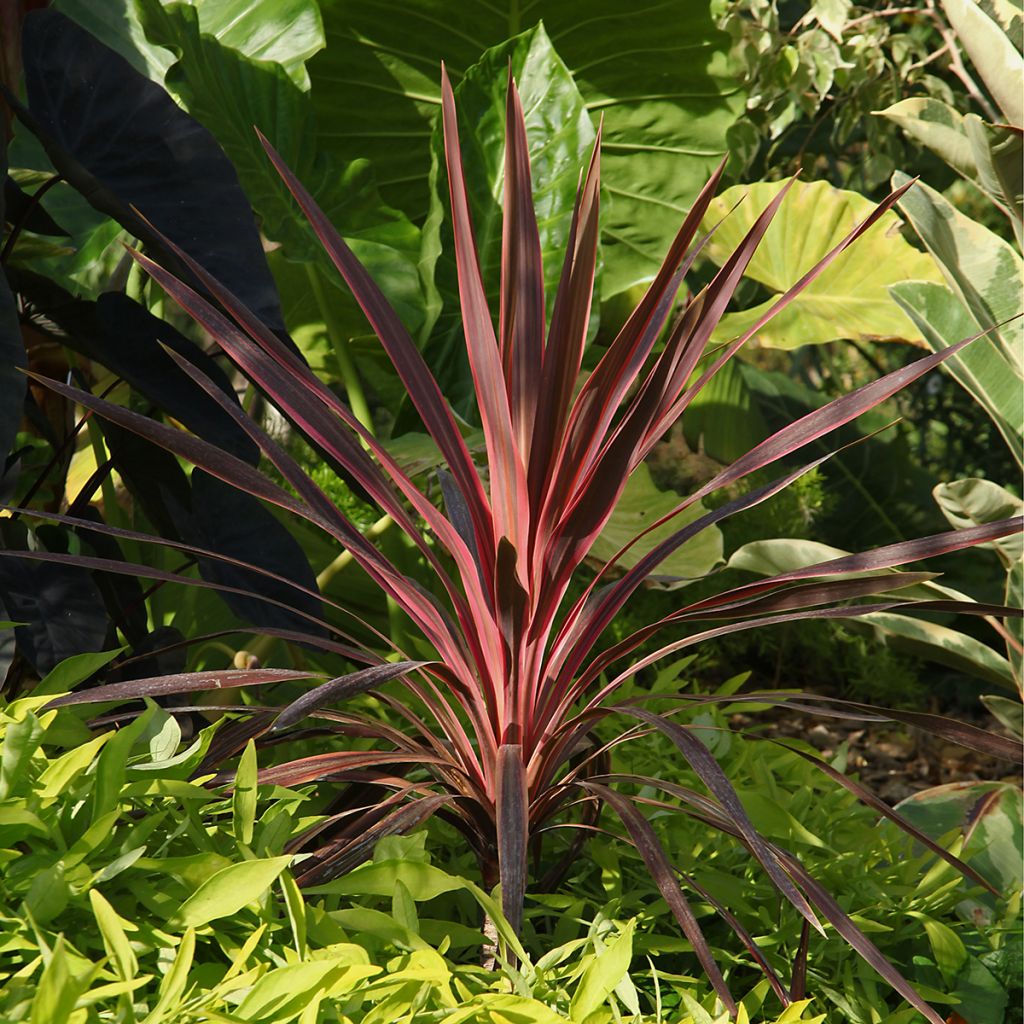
[316,513,395,590]
[305,263,374,436]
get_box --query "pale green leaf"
[814,0,852,39]
[941,0,1024,126]
[171,856,292,928]
[876,98,976,181]
[893,173,1023,379]
[569,920,635,1022]
[890,280,1022,465]
[963,114,1023,239]
[981,694,1023,737]
[703,179,943,349]
[589,464,723,584]
[933,478,1023,563]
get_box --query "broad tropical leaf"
[701,179,943,349]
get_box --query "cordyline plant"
[18,71,1022,1018]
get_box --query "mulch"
[728,705,1022,805]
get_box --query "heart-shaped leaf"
[702,179,943,349]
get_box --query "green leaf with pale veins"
[702,179,943,349]
[136,0,427,335]
[156,0,325,88]
[310,0,742,296]
[589,464,723,585]
[422,23,596,406]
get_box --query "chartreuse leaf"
[234,954,379,1021]
[171,856,292,928]
[702,179,943,349]
[233,739,258,846]
[279,871,308,960]
[0,711,45,799]
[311,0,741,295]
[33,647,124,696]
[89,889,138,981]
[29,936,92,1024]
[308,860,467,901]
[392,879,419,934]
[92,704,157,823]
[908,913,968,985]
[569,919,635,1022]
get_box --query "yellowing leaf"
[702,179,943,349]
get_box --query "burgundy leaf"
[272,661,429,732]
[44,667,319,708]
[582,781,737,1015]
[496,743,529,933]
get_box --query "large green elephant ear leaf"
[700,179,943,349]
[420,23,595,410]
[133,0,426,336]
[309,0,741,296]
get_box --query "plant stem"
[305,263,374,436]
[316,513,394,589]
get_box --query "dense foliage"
[0,2,1020,1022]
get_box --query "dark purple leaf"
[43,666,318,708]
[496,743,528,933]
[272,661,428,732]
[17,10,284,330]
